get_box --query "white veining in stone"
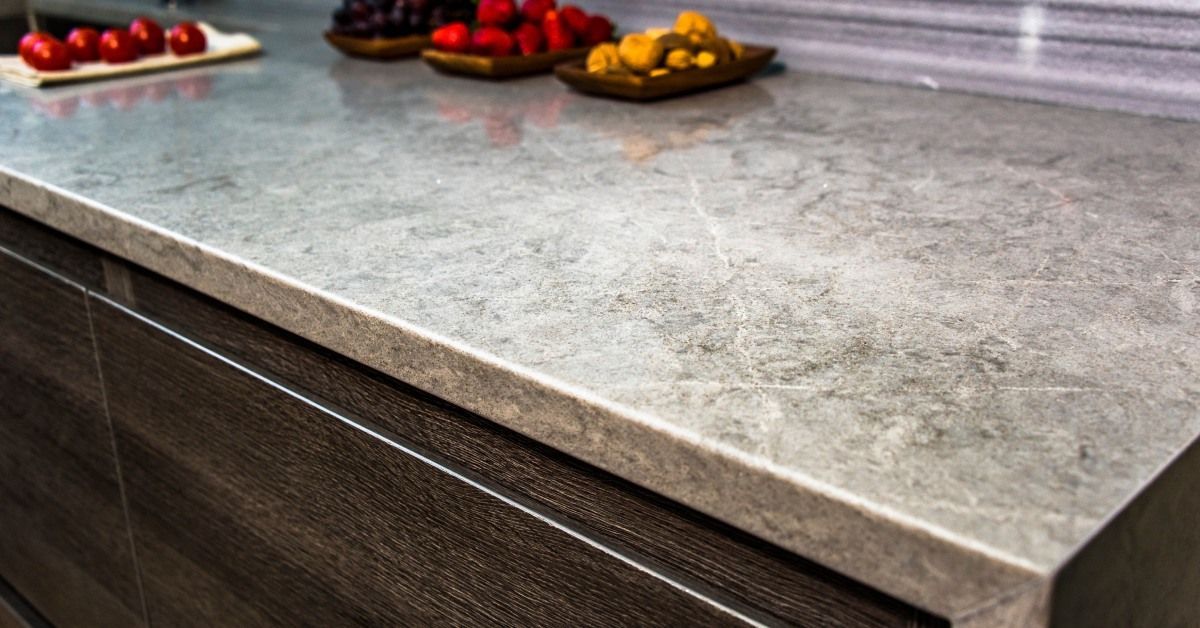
[2,3,1199,620]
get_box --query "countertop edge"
[0,165,1045,617]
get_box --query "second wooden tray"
[422,47,589,79]
[554,45,777,101]
[324,32,431,60]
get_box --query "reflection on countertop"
[11,59,261,118]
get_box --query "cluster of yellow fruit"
[586,11,745,77]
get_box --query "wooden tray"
[554,45,777,101]
[422,47,589,79]
[0,23,261,88]
[324,32,430,60]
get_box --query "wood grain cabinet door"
[91,296,752,627]
[0,249,145,628]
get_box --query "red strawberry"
[431,22,471,52]
[558,5,589,35]
[513,22,545,55]
[581,14,613,45]
[471,26,515,56]
[520,0,555,24]
[541,10,576,50]
[477,0,518,27]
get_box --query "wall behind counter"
[42,0,1200,120]
[585,0,1200,121]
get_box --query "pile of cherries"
[330,0,476,39]
[20,17,207,72]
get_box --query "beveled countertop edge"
[0,165,1044,618]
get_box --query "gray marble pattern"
[2,2,1199,622]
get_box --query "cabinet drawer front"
[0,249,144,628]
[92,297,748,627]
[109,258,944,628]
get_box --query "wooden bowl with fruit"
[555,11,777,101]
[325,0,474,59]
[421,0,613,79]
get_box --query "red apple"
[470,26,515,57]
[581,14,613,45]
[513,22,544,55]
[19,32,57,65]
[168,22,206,56]
[431,22,470,53]
[99,29,139,63]
[27,39,72,71]
[476,0,517,27]
[65,27,101,62]
[129,17,166,54]
[558,5,589,35]
[519,0,555,23]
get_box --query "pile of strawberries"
[431,0,613,57]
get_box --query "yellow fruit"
[727,39,745,60]
[617,33,665,74]
[644,27,671,39]
[656,33,691,51]
[695,50,717,69]
[665,48,693,71]
[649,68,670,77]
[673,11,716,38]
[699,38,731,64]
[586,42,622,74]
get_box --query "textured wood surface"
[0,209,106,291]
[0,247,144,628]
[0,576,50,628]
[422,47,589,78]
[323,32,430,59]
[110,258,946,627]
[93,297,753,627]
[0,604,22,628]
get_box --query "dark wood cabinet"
[0,208,946,627]
[0,247,144,628]
[108,258,943,628]
[91,297,747,627]
[0,576,47,628]
[0,604,24,628]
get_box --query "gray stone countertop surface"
[2,0,1198,621]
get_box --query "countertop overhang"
[3,1,1199,621]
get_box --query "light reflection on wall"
[1017,4,1044,69]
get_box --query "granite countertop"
[3,1,1199,621]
